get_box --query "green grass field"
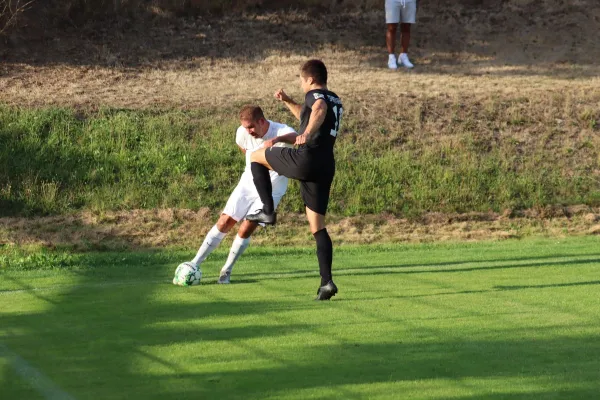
[1,236,599,399]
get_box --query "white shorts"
[222,179,287,222]
[385,0,417,24]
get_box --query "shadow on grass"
[449,389,600,400]
[496,280,600,291]
[340,279,600,303]
[1,275,59,305]
[2,248,600,398]
[3,285,600,399]
[143,334,600,399]
[240,255,600,281]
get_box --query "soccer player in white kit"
[175,105,297,284]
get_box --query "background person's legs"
[398,1,416,68]
[386,23,398,55]
[386,23,399,69]
[400,23,411,54]
[385,0,400,69]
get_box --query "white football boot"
[217,270,231,284]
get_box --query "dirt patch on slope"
[2,0,600,109]
[1,207,598,250]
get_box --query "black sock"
[251,162,274,214]
[314,228,333,286]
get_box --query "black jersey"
[299,89,343,152]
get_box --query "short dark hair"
[239,104,265,122]
[300,59,327,85]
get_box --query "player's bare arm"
[274,88,302,120]
[262,132,298,148]
[250,132,297,166]
[295,99,327,146]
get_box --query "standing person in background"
[386,0,417,69]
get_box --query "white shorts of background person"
[385,0,417,69]
[385,0,416,24]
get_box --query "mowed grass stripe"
[1,252,597,296]
[1,236,599,399]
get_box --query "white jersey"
[222,121,295,222]
[235,120,295,188]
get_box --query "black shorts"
[265,146,335,215]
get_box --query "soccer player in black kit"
[246,59,343,301]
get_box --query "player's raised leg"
[247,148,277,224]
[218,220,256,284]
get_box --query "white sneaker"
[399,53,414,69]
[217,271,231,284]
[387,54,398,70]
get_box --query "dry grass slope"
[1,0,599,247]
[1,207,599,250]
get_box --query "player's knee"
[238,221,257,238]
[238,228,252,239]
[216,214,236,233]
[307,215,326,234]
[250,149,263,163]
[310,224,326,235]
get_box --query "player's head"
[299,59,327,93]
[239,105,269,138]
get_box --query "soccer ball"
[172,262,202,286]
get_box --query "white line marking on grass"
[0,342,77,400]
[0,279,167,296]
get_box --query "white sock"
[191,225,226,267]
[389,53,396,59]
[220,235,251,276]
